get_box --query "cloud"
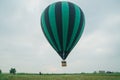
[0,0,120,73]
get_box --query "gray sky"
[0,0,120,73]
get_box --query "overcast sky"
[0,0,120,73]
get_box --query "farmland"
[0,73,120,80]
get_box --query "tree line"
[0,68,120,75]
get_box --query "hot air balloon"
[41,1,85,67]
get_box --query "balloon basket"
[61,61,67,67]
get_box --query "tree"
[39,72,42,75]
[10,68,16,75]
[0,69,2,74]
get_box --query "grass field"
[0,73,120,80]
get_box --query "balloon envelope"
[41,1,85,60]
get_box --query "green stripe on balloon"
[62,2,69,55]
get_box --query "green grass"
[0,73,120,80]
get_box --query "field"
[0,73,120,80]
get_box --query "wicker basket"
[61,61,67,67]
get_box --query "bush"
[0,69,2,74]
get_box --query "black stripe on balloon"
[65,9,84,59]
[44,6,59,52]
[65,2,75,52]
[55,2,63,57]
